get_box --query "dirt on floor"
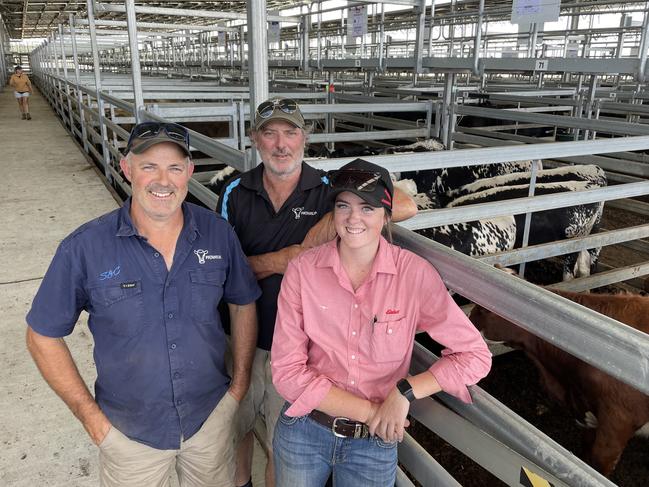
[408,351,649,486]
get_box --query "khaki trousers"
[99,392,238,487]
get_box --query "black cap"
[126,122,191,158]
[15,65,23,72]
[328,158,393,213]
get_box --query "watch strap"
[396,378,415,403]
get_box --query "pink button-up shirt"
[271,237,492,417]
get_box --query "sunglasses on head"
[256,98,299,119]
[330,169,382,192]
[126,122,189,152]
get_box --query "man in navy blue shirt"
[26,122,260,486]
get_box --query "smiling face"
[251,120,306,178]
[333,191,386,252]
[120,142,194,225]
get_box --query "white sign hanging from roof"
[347,5,368,38]
[268,10,281,44]
[511,0,560,24]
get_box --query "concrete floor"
[0,87,266,486]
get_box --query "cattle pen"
[3,1,649,486]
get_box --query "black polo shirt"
[217,162,333,350]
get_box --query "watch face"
[397,379,415,402]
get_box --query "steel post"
[125,0,144,121]
[86,0,113,181]
[246,0,269,169]
[70,14,89,153]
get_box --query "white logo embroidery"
[292,207,318,220]
[194,249,222,264]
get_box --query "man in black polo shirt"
[217,97,417,487]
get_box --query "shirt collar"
[240,162,324,194]
[316,236,398,277]
[116,198,200,242]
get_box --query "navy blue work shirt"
[27,199,261,450]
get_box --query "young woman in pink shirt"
[271,158,492,486]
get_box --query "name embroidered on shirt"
[386,308,400,315]
[99,265,121,280]
[120,282,137,289]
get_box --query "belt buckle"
[331,417,349,438]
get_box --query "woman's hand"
[367,387,410,442]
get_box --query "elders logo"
[292,207,318,220]
[194,249,222,264]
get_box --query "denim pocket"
[278,411,300,426]
[374,437,398,449]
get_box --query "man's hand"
[80,405,112,445]
[227,382,248,403]
[367,387,410,442]
[302,212,337,248]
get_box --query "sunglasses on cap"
[256,98,299,119]
[126,122,189,152]
[329,169,382,192]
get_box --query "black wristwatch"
[396,378,415,403]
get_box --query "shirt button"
[388,328,393,334]
[352,331,356,336]
[351,354,356,360]
[168,313,174,319]
[154,252,160,258]
[170,343,177,350]
[176,399,182,405]
[353,304,358,309]
[350,380,355,385]
[174,372,180,379]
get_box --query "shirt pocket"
[190,269,226,324]
[369,318,410,363]
[88,280,145,337]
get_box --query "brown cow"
[469,289,649,477]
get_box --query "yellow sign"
[520,466,554,487]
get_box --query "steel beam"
[95,3,299,23]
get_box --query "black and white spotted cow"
[447,173,606,279]
[393,179,517,257]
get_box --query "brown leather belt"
[309,409,370,439]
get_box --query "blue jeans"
[273,404,397,487]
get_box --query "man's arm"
[248,186,417,279]
[26,327,111,445]
[227,302,257,402]
[392,186,418,222]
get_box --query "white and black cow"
[447,173,606,279]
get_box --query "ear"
[187,161,195,178]
[119,157,132,182]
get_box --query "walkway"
[0,84,267,486]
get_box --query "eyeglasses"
[329,169,382,192]
[256,98,299,119]
[126,122,189,152]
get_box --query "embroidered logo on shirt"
[99,265,121,280]
[386,308,400,315]
[292,207,318,220]
[194,249,222,264]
